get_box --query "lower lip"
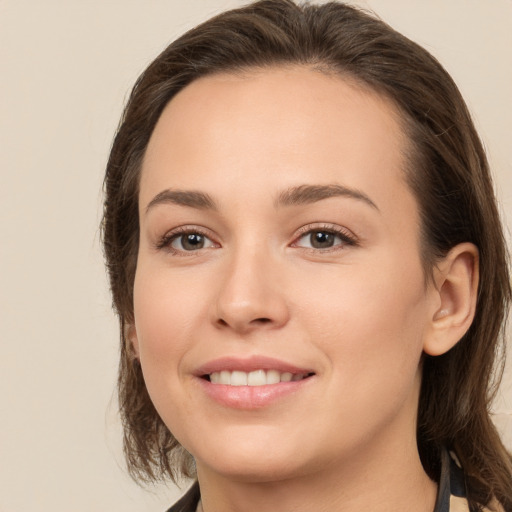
[197,377,313,409]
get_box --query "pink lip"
[195,355,313,376]
[194,356,316,410]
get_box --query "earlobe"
[125,323,140,360]
[423,243,479,356]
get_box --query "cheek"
[132,265,210,429]
[133,265,205,376]
[293,252,428,386]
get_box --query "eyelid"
[153,223,358,254]
[154,225,220,254]
[291,223,359,249]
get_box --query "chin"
[190,427,315,483]
[198,454,307,484]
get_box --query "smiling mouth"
[202,369,315,386]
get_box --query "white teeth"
[266,369,281,384]
[208,369,310,386]
[230,371,248,386]
[247,370,266,386]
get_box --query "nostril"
[253,317,272,324]
[216,317,272,328]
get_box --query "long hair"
[102,1,512,508]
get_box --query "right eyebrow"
[145,189,218,214]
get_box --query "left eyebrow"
[275,184,379,211]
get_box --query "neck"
[196,431,437,512]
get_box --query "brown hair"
[102,0,512,508]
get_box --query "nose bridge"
[213,238,288,333]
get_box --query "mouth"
[195,356,316,408]
[202,369,315,386]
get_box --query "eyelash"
[155,224,358,255]
[155,226,217,255]
[292,224,358,252]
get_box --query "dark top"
[166,449,470,512]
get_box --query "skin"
[131,67,478,512]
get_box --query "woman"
[102,1,512,511]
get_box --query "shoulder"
[445,451,507,512]
[448,495,504,512]
[165,481,200,512]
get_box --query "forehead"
[140,66,413,220]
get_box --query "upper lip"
[195,355,315,376]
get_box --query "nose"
[212,247,290,335]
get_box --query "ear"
[423,243,479,356]
[125,322,140,360]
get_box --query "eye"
[171,232,215,251]
[301,231,338,249]
[156,227,218,253]
[293,227,357,250]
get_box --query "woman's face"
[132,67,440,481]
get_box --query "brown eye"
[309,231,336,249]
[294,227,356,251]
[170,232,214,251]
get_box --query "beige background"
[1,0,510,510]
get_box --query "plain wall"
[1,1,510,510]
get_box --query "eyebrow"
[275,184,379,211]
[145,183,378,214]
[146,189,218,213]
